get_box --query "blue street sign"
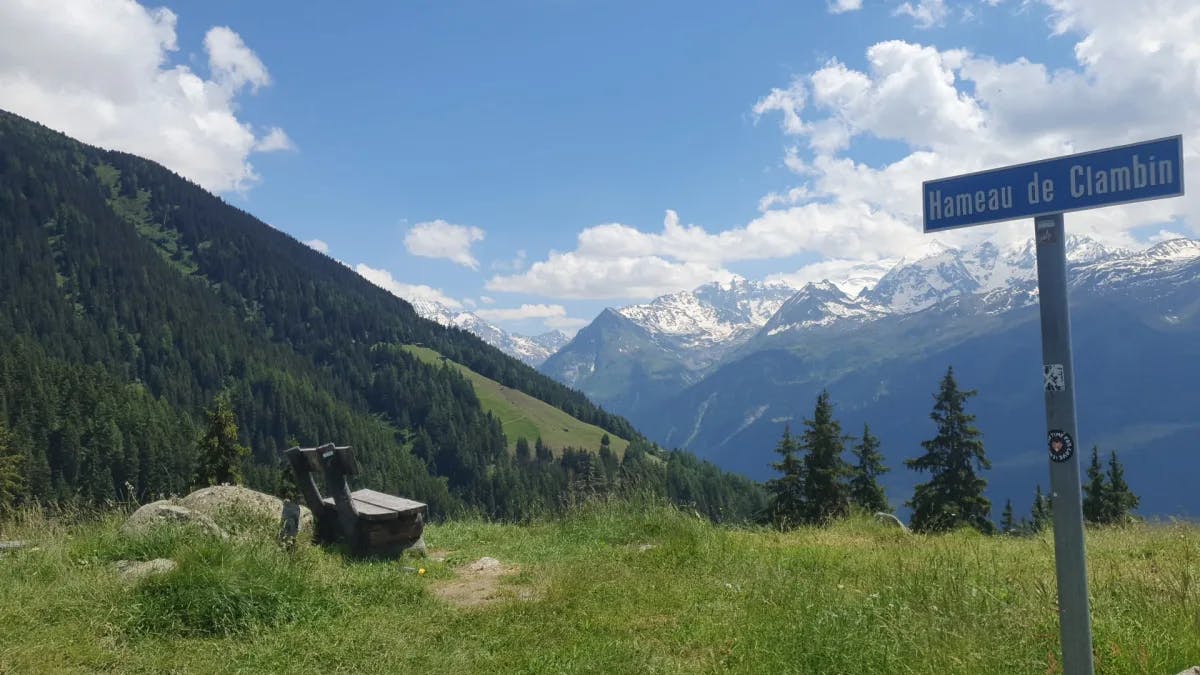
[923,136,1184,232]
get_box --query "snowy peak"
[409,299,562,367]
[862,247,981,313]
[762,282,885,336]
[617,278,797,349]
[860,235,1122,314]
[530,330,570,353]
[1140,238,1200,262]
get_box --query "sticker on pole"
[1048,430,1074,463]
[1044,363,1066,391]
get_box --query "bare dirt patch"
[430,556,541,608]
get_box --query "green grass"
[403,344,629,456]
[1,501,1197,673]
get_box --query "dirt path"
[430,557,541,608]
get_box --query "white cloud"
[752,0,1200,258]
[752,78,807,136]
[479,295,496,305]
[404,220,486,269]
[487,250,737,300]
[305,238,329,254]
[543,316,591,333]
[766,258,898,296]
[499,1,1200,304]
[1147,229,1188,244]
[255,127,295,152]
[828,0,864,13]
[0,0,290,193]
[476,304,568,322]
[893,0,949,28]
[204,25,269,92]
[354,263,462,308]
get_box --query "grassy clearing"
[403,344,629,456]
[1,501,1197,674]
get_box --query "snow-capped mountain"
[859,235,1129,314]
[545,235,1200,417]
[409,298,566,366]
[540,277,798,408]
[761,281,887,337]
[617,277,798,353]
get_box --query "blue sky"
[2,0,1196,335]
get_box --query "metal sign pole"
[1033,213,1094,675]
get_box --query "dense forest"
[0,110,764,522]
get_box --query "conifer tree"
[800,391,852,524]
[849,423,889,513]
[905,367,993,533]
[763,424,805,529]
[515,437,531,464]
[1082,446,1107,524]
[1103,450,1139,524]
[193,393,249,487]
[1000,498,1015,534]
[1030,483,1052,532]
[0,423,25,511]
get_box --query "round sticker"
[1048,430,1074,463]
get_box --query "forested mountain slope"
[0,110,762,521]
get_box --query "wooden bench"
[283,444,426,557]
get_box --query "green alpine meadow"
[2,499,1198,674]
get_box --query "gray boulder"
[114,558,177,582]
[179,485,313,536]
[121,500,226,538]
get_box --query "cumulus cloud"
[0,0,290,193]
[753,0,1200,254]
[828,0,864,13]
[355,263,462,308]
[752,78,807,136]
[487,249,737,300]
[502,1,1199,304]
[766,259,898,296]
[475,304,568,322]
[543,316,591,333]
[404,220,486,269]
[305,238,330,254]
[893,0,949,28]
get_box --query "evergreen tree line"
[998,447,1140,534]
[764,366,1139,534]
[0,110,762,522]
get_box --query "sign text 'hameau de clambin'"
[923,136,1184,233]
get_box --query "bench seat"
[321,489,426,522]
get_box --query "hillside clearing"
[1,501,1197,673]
[403,344,629,456]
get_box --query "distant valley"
[517,237,1200,518]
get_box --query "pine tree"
[1000,498,1015,534]
[763,424,805,529]
[799,391,852,525]
[515,437,531,464]
[1103,450,1139,524]
[905,367,993,533]
[0,423,25,510]
[1082,445,1107,524]
[849,423,890,513]
[1030,484,1052,532]
[193,393,249,487]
